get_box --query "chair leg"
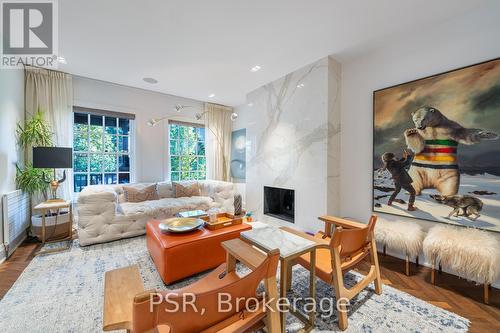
[438,263,442,274]
[332,278,348,331]
[415,255,419,267]
[405,253,410,276]
[431,257,436,285]
[370,240,383,295]
[264,275,281,333]
[484,283,490,305]
[286,260,293,291]
[383,244,386,256]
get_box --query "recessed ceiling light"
[57,56,67,64]
[297,83,305,88]
[247,103,254,107]
[143,77,158,84]
[208,93,215,98]
[250,65,261,72]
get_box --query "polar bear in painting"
[404,106,498,196]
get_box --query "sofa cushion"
[123,183,159,202]
[172,181,201,198]
[157,181,174,198]
[120,196,214,218]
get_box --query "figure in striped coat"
[404,106,498,196]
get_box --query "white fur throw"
[375,220,424,257]
[423,225,500,284]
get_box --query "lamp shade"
[33,147,73,169]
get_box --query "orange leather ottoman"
[146,220,252,285]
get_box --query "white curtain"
[25,66,73,200]
[204,103,232,181]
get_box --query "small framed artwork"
[373,57,500,232]
[230,128,246,183]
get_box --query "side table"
[241,226,317,333]
[33,200,73,255]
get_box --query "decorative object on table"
[294,215,382,331]
[233,193,243,215]
[207,207,220,223]
[244,211,254,222]
[375,219,424,275]
[123,183,159,202]
[423,224,500,304]
[175,210,207,218]
[33,146,73,202]
[201,212,242,230]
[158,217,204,234]
[373,57,500,232]
[32,200,73,255]
[230,128,246,182]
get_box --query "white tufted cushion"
[423,225,500,284]
[76,180,236,246]
[375,219,424,258]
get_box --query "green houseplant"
[16,110,53,200]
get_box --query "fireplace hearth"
[264,186,295,223]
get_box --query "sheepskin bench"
[423,225,500,304]
[375,219,424,275]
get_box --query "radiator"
[2,190,30,258]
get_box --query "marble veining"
[236,56,342,232]
[241,226,316,258]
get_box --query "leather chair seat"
[296,232,370,283]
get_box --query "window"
[73,111,133,192]
[169,122,206,181]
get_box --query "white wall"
[73,77,204,182]
[341,3,500,284]
[0,68,25,262]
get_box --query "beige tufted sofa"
[77,180,236,246]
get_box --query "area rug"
[0,236,469,332]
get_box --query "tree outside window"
[73,112,132,192]
[169,123,206,181]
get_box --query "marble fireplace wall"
[234,56,341,232]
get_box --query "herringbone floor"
[357,255,500,333]
[1,241,499,332]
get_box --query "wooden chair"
[291,215,382,331]
[103,239,281,333]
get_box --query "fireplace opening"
[264,186,295,223]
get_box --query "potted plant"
[16,110,70,240]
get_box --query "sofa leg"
[405,253,410,276]
[431,258,436,285]
[484,284,490,305]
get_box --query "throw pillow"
[172,181,201,198]
[123,184,159,203]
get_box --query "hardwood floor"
[357,254,500,333]
[0,241,498,332]
[0,241,40,299]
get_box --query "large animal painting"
[373,58,500,232]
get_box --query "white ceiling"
[59,0,490,106]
